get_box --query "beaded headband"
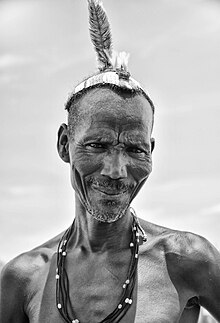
[66,0,153,110]
[73,71,145,95]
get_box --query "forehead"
[76,87,153,132]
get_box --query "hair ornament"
[88,0,113,71]
[108,51,130,72]
[66,0,154,112]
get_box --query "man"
[1,1,220,322]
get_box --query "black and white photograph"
[0,0,220,322]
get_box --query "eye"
[127,147,145,154]
[126,146,148,159]
[86,143,106,149]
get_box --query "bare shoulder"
[2,230,63,278]
[1,231,64,301]
[138,217,219,261]
[139,218,220,319]
[0,231,64,321]
[138,217,220,293]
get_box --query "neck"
[70,195,133,253]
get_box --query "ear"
[57,123,70,163]
[150,138,155,153]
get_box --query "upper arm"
[179,305,200,323]
[175,233,220,321]
[165,231,220,321]
[193,236,220,321]
[0,260,29,323]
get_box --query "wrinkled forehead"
[77,88,153,131]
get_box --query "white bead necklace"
[56,209,147,323]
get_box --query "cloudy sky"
[0,0,220,262]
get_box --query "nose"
[100,151,127,179]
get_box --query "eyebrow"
[122,134,151,150]
[125,141,151,151]
[81,133,116,143]
[82,134,150,150]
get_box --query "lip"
[91,185,128,196]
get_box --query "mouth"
[91,185,128,196]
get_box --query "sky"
[0,0,220,263]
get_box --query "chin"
[83,186,137,222]
[86,200,129,223]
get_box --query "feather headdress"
[88,0,113,71]
[66,0,154,111]
[88,0,130,73]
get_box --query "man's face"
[67,88,154,222]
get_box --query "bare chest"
[29,250,183,323]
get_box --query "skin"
[1,87,220,323]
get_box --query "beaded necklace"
[56,209,147,323]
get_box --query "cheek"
[128,158,152,182]
[71,151,103,176]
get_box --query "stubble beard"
[85,179,134,223]
[86,201,129,223]
[73,168,134,223]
